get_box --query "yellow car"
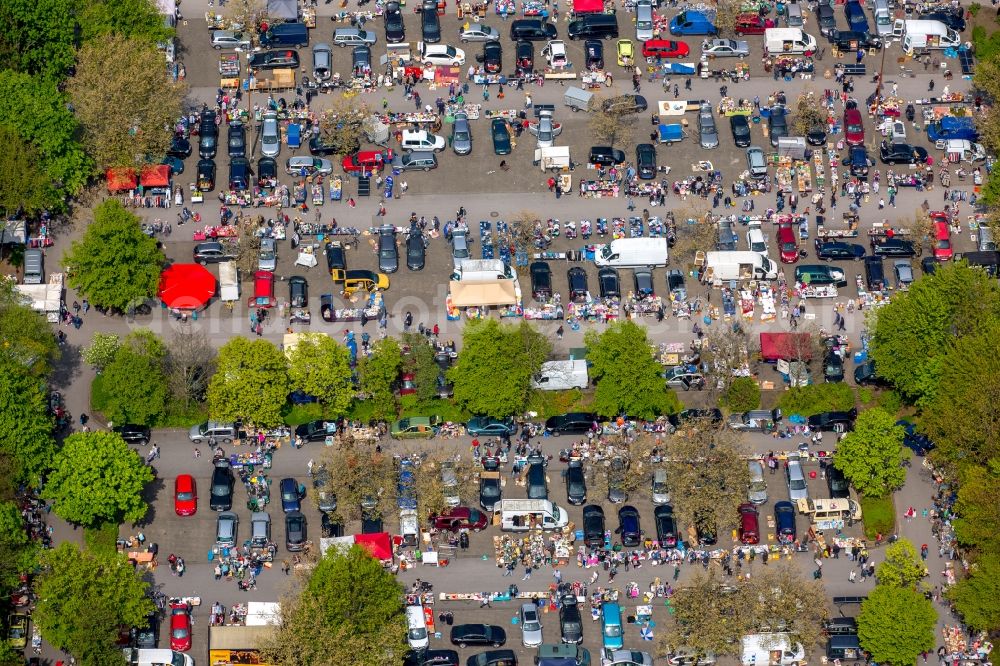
[7,613,28,649]
[330,269,390,295]
[616,39,635,67]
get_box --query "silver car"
[636,0,654,41]
[216,511,238,545]
[520,603,543,647]
[452,112,472,155]
[312,42,333,80]
[259,237,277,271]
[530,111,563,148]
[894,259,914,289]
[459,23,501,42]
[451,229,471,270]
[698,104,719,149]
[701,38,750,57]
[333,27,378,47]
[260,112,280,158]
[285,156,333,175]
[212,30,251,50]
[604,650,654,666]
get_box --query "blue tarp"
[286,122,301,149]
[663,62,696,74]
[658,123,684,143]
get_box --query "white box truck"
[704,251,779,281]
[741,633,806,666]
[891,19,961,50]
[218,261,239,303]
[594,237,669,268]
[764,28,818,55]
[496,499,569,531]
[532,359,589,390]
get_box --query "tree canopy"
[951,460,1000,552]
[0,500,40,593]
[0,358,56,483]
[287,333,354,416]
[63,200,165,311]
[401,333,441,407]
[67,35,186,170]
[449,320,549,417]
[858,586,936,666]
[876,538,928,590]
[258,546,406,666]
[949,552,1000,632]
[164,330,217,411]
[100,330,168,426]
[833,408,905,498]
[43,432,154,526]
[33,542,154,664]
[0,280,60,377]
[359,337,403,421]
[79,0,174,44]
[0,126,58,218]
[209,337,290,427]
[317,444,397,522]
[0,0,79,80]
[586,320,680,419]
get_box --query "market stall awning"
[449,280,518,307]
[106,168,138,193]
[0,219,27,245]
[760,332,813,362]
[573,0,603,12]
[267,0,297,19]
[355,532,393,562]
[140,164,171,188]
[158,263,217,310]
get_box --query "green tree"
[0,126,57,218]
[43,432,154,526]
[449,320,550,417]
[0,0,78,79]
[722,376,761,412]
[208,337,289,427]
[79,0,174,44]
[833,408,905,498]
[949,552,1000,632]
[585,320,676,419]
[876,539,928,589]
[777,383,855,417]
[0,71,92,205]
[82,333,122,372]
[0,359,55,482]
[868,263,1000,406]
[258,546,406,666]
[100,330,168,425]
[359,337,403,421]
[287,333,354,416]
[67,35,187,169]
[0,280,60,377]
[401,333,441,407]
[63,200,164,312]
[858,586,936,666]
[33,542,154,664]
[0,501,40,593]
[951,460,1000,551]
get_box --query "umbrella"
[640,625,654,640]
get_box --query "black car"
[228,158,251,191]
[325,242,347,272]
[598,267,620,298]
[584,39,604,69]
[199,117,219,159]
[823,352,845,383]
[285,511,308,551]
[196,159,216,191]
[633,269,654,297]
[406,233,426,272]
[295,420,332,443]
[729,114,751,147]
[603,94,648,114]
[168,135,192,159]
[479,459,502,511]
[826,465,850,499]
[361,514,384,533]
[829,29,882,51]
[515,40,534,75]
[377,225,398,274]
[530,261,552,299]
[919,9,965,31]
[209,462,235,511]
[131,613,159,649]
[567,267,588,303]
[774,501,796,543]
[582,504,605,548]
[249,49,301,69]
[898,419,935,456]
[654,504,678,547]
[320,514,343,539]
[879,140,929,165]
[228,123,246,159]
[854,360,889,387]
[636,143,657,179]
[289,276,308,308]
[871,238,916,258]
[480,40,503,73]
[509,19,558,41]
[617,505,641,547]
[421,0,442,43]
[384,1,405,42]
[114,424,151,444]
[404,650,460,666]
[491,118,512,155]
[666,408,723,433]
[807,408,858,432]
[589,146,625,167]
[843,145,872,178]
[256,157,277,190]
[309,134,359,156]
[558,595,583,644]
[816,240,866,261]
[450,624,506,648]
[466,650,517,666]
[694,513,717,546]
[768,106,788,147]
[565,460,587,505]
[545,412,596,435]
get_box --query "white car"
[459,23,500,42]
[542,40,568,68]
[212,30,251,50]
[701,38,750,57]
[260,112,280,157]
[259,238,277,271]
[419,43,466,66]
[602,650,654,666]
[401,129,446,152]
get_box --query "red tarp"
[760,332,814,362]
[573,0,603,13]
[158,263,217,310]
[106,168,138,193]
[140,164,171,188]
[354,532,393,561]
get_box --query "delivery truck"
[532,359,589,390]
[593,237,669,268]
[704,251,779,281]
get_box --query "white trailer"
[704,251,779,281]
[533,146,570,171]
[218,261,240,303]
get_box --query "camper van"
[532,359,589,390]
[741,634,806,666]
[496,499,569,531]
[891,19,961,50]
[796,497,863,528]
[764,28,817,55]
[704,251,779,281]
[593,237,669,268]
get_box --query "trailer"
[218,262,240,304]
[533,146,570,171]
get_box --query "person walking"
[556,325,564,339]
[522,566,532,580]
[849,569,857,583]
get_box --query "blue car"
[279,477,304,513]
[466,417,518,437]
[896,420,935,456]
[669,10,717,35]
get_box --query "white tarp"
[245,602,281,626]
[267,0,298,19]
[14,273,63,322]
[218,261,239,302]
[449,280,518,307]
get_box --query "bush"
[877,390,903,416]
[968,3,980,17]
[861,495,896,539]
[777,383,855,417]
[858,387,875,405]
[399,395,471,423]
[723,376,761,412]
[84,521,119,556]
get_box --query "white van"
[891,19,961,50]
[873,0,893,36]
[532,359,589,391]
[122,648,195,666]
[594,237,669,268]
[746,223,768,253]
[704,251,779,281]
[764,28,817,55]
[406,605,429,650]
[742,633,806,666]
[496,498,569,531]
[400,509,419,547]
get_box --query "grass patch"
[860,495,896,539]
[90,373,110,413]
[84,521,120,556]
[399,395,471,423]
[526,389,587,419]
[282,402,325,426]
[777,383,855,417]
[876,390,903,417]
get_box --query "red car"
[431,507,489,532]
[738,503,760,544]
[734,13,775,35]
[642,39,689,59]
[341,150,393,174]
[248,270,276,308]
[931,215,952,261]
[398,372,417,396]
[174,474,197,516]
[169,604,192,651]
[777,222,800,263]
[844,105,865,146]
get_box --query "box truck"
[704,251,779,281]
[764,28,817,55]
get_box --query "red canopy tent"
[158,263,217,311]
[573,0,603,13]
[759,332,814,362]
[354,532,393,562]
[106,168,138,193]
[140,164,171,189]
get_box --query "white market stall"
[14,273,64,323]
